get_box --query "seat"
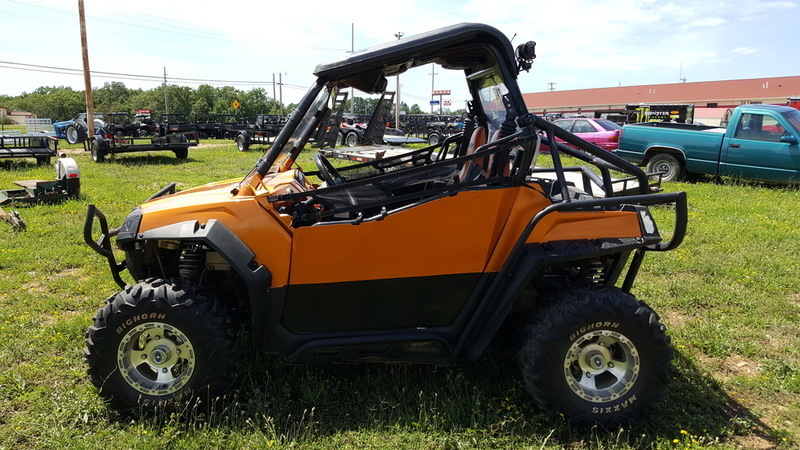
[485,129,511,177]
[458,126,487,182]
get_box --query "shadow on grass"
[101,154,196,166]
[112,347,785,447]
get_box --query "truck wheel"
[84,278,237,413]
[518,288,672,428]
[345,131,359,147]
[65,124,81,144]
[427,132,441,146]
[646,153,684,182]
[236,134,249,152]
[91,139,106,163]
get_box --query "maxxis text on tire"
[518,287,672,428]
[84,278,238,413]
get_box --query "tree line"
[0,82,287,122]
[0,81,458,124]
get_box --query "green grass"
[1,142,799,448]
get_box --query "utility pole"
[163,67,169,114]
[547,82,557,92]
[279,73,283,115]
[394,31,403,130]
[350,23,355,114]
[429,63,438,114]
[78,0,94,128]
[272,73,276,101]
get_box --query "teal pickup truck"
[615,104,800,183]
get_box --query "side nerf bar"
[84,204,127,289]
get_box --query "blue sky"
[1,0,798,111]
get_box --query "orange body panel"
[289,188,517,285]
[484,184,645,273]
[139,177,295,286]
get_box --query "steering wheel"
[314,153,345,186]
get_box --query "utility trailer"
[84,128,198,162]
[1,154,80,205]
[0,134,58,164]
[234,114,287,151]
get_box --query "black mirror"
[515,41,536,73]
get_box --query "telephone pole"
[163,67,169,114]
[78,0,94,127]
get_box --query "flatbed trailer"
[84,132,199,162]
[0,134,58,164]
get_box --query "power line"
[0,60,308,89]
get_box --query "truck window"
[735,113,785,142]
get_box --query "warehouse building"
[522,76,800,126]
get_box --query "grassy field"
[0,141,798,449]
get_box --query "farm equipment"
[53,113,104,144]
[1,154,80,205]
[83,23,687,428]
[85,124,198,162]
[0,134,58,164]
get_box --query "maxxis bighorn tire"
[84,278,237,413]
[518,288,672,428]
[646,153,684,182]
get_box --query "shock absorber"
[178,243,205,283]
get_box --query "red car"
[545,117,623,151]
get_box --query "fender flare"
[133,219,272,346]
[643,145,686,164]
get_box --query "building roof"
[522,76,800,112]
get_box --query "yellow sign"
[232,100,240,109]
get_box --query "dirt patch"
[663,309,693,328]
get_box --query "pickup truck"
[615,104,800,183]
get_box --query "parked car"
[550,118,623,150]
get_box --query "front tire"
[518,288,672,428]
[85,278,237,413]
[646,153,684,182]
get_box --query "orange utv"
[84,23,687,427]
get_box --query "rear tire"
[84,278,237,413]
[427,132,441,146]
[345,131,359,147]
[646,153,684,182]
[518,288,672,428]
[65,124,81,144]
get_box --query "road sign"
[430,100,440,105]
[232,100,240,109]
[432,90,451,96]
